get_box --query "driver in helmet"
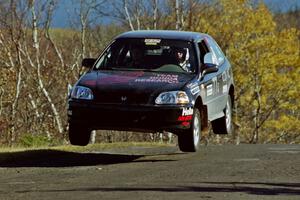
[174,47,191,72]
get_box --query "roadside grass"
[0,142,174,153]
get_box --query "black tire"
[211,95,233,135]
[178,108,201,152]
[68,123,91,146]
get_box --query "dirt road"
[0,144,299,200]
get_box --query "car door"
[198,37,227,121]
[205,37,229,120]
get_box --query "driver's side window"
[198,39,220,66]
[198,40,210,65]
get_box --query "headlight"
[155,91,189,105]
[71,86,94,100]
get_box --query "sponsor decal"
[187,82,198,89]
[98,71,144,85]
[178,115,193,121]
[206,84,213,96]
[182,107,193,116]
[222,72,227,82]
[190,86,200,95]
[227,69,231,78]
[135,74,179,84]
[144,38,161,45]
[181,121,190,126]
[223,84,228,93]
[212,77,218,94]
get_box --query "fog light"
[67,110,72,116]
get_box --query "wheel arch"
[229,84,235,107]
[194,96,208,131]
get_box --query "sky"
[51,1,75,28]
[51,0,300,28]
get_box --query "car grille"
[94,91,150,104]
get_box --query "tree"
[189,0,300,143]
[0,0,76,144]
[0,0,299,145]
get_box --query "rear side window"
[206,38,225,65]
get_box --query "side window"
[207,38,225,65]
[198,40,209,64]
[95,47,111,69]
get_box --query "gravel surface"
[0,144,299,200]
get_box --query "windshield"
[94,38,196,73]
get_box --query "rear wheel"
[178,108,201,152]
[68,123,91,146]
[211,95,233,134]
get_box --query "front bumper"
[68,100,194,133]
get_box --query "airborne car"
[68,30,234,152]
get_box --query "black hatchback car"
[68,30,235,152]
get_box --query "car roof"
[115,30,207,42]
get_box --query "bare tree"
[29,0,64,136]
[108,0,154,31]
[6,0,26,145]
[152,0,158,29]
[175,0,180,30]
[123,0,135,30]
[44,0,65,68]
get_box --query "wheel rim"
[193,114,200,147]
[225,99,232,132]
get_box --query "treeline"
[0,0,299,146]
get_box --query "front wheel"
[68,123,91,146]
[178,108,201,152]
[211,95,233,135]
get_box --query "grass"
[0,142,173,153]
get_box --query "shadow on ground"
[0,149,175,168]
[17,182,300,196]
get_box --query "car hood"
[78,70,194,104]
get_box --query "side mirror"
[204,52,214,65]
[201,63,218,78]
[201,52,218,77]
[82,58,96,68]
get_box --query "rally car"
[68,30,235,152]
